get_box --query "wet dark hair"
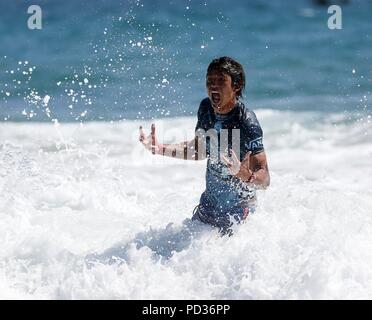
[207,56,246,99]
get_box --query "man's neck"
[213,99,237,115]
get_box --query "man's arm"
[139,124,207,161]
[157,138,207,160]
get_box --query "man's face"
[206,72,238,111]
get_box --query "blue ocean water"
[0,0,371,122]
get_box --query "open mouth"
[211,92,221,105]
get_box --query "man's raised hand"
[221,150,254,182]
[221,149,242,175]
[139,123,159,154]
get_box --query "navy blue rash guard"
[192,98,265,232]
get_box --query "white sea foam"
[0,109,372,299]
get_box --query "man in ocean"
[139,56,270,235]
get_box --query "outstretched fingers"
[230,149,240,165]
[139,124,159,154]
[221,150,241,175]
[139,125,146,142]
[221,154,232,167]
[151,123,156,154]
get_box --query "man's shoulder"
[237,102,264,153]
[236,101,255,119]
[237,102,260,127]
[199,97,212,108]
[197,97,212,116]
